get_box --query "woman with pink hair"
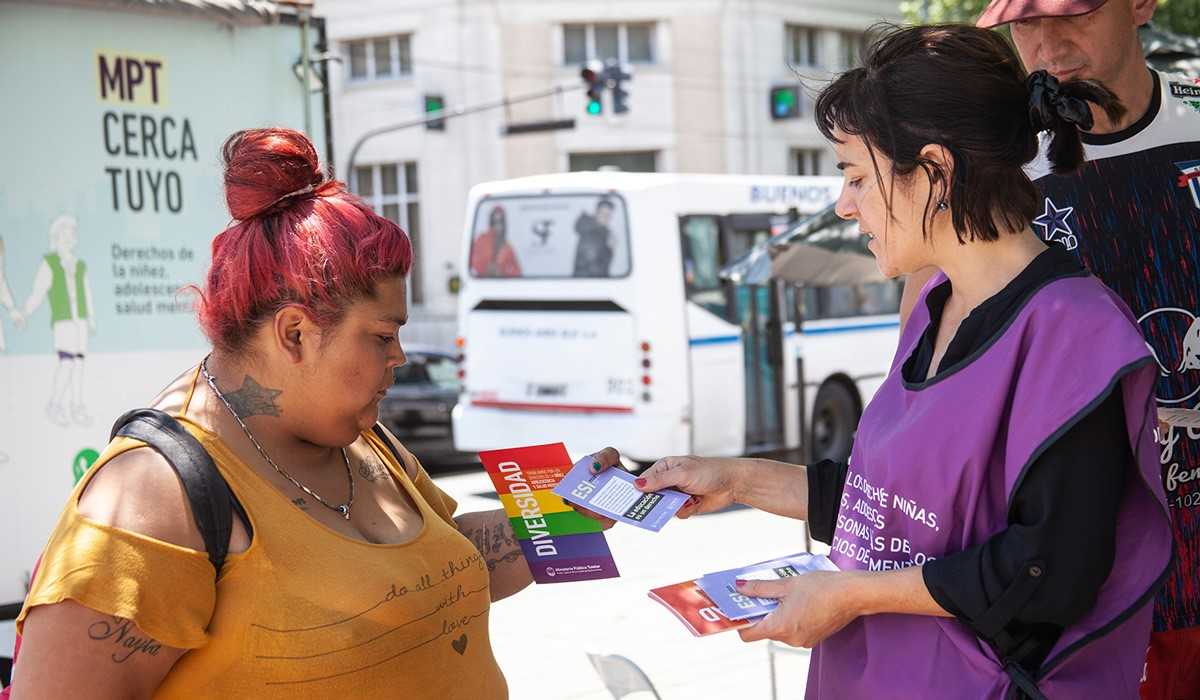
[6,128,605,699]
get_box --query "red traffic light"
[581,67,598,83]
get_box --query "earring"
[937,201,948,211]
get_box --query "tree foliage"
[1154,0,1200,37]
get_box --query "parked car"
[379,346,460,436]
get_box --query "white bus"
[451,172,900,465]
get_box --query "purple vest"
[806,273,1172,699]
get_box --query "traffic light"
[609,63,631,115]
[424,94,445,130]
[580,62,633,116]
[770,85,800,120]
[581,65,603,115]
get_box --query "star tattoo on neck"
[223,375,284,418]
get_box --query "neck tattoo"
[201,355,355,519]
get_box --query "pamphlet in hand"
[553,456,690,532]
[479,443,620,584]
[648,579,765,637]
[696,553,839,621]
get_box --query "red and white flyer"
[647,580,764,637]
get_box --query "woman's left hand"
[736,572,862,648]
[567,446,623,530]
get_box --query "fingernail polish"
[634,478,647,488]
[592,461,602,473]
[735,579,747,587]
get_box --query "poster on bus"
[468,194,632,279]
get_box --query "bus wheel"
[810,381,858,463]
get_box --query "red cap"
[976,0,1106,28]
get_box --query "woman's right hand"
[630,455,744,519]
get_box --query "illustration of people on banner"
[19,214,97,427]
[0,235,22,464]
[0,235,25,352]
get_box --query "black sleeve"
[922,389,1129,673]
[806,459,848,545]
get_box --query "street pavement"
[433,468,827,700]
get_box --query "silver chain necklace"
[201,356,355,520]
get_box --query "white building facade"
[316,0,899,347]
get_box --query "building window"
[791,148,824,176]
[563,23,656,65]
[841,31,863,68]
[786,25,822,68]
[353,162,423,303]
[568,151,658,173]
[345,35,412,82]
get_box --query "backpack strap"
[371,423,407,474]
[109,409,251,577]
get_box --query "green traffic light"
[770,86,800,119]
[587,99,602,115]
[424,94,447,130]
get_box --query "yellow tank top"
[18,371,508,699]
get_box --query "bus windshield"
[468,193,631,279]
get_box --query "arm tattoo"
[485,551,523,572]
[358,456,390,483]
[88,617,163,664]
[464,524,520,571]
[223,375,283,418]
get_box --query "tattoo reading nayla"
[88,617,162,663]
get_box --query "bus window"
[801,280,901,320]
[858,280,902,315]
[468,194,631,279]
[680,215,728,317]
[726,229,770,262]
[785,285,799,324]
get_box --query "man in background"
[573,198,616,277]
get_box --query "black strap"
[101,416,393,575]
[973,559,1046,644]
[1004,662,1049,700]
[371,423,405,470]
[110,409,251,577]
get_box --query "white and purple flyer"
[697,553,839,621]
[552,456,690,532]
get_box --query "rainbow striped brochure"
[479,443,620,584]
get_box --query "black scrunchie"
[1027,70,1094,132]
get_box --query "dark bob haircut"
[814,24,1123,243]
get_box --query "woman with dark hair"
[598,24,1171,698]
[6,128,614,699]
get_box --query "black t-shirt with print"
[1028,69,1200,633]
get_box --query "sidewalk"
[436,470,824,699]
